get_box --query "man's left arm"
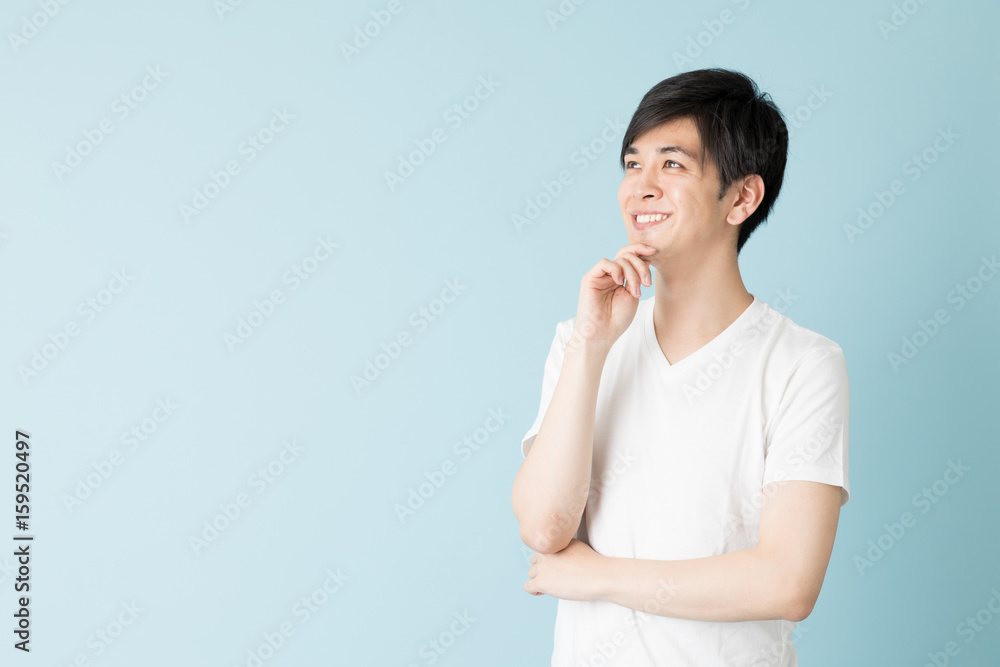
[525,479,842,623]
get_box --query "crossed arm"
[523,479,843,623]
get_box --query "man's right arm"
[513,242,655,554]
[512,330,610,554]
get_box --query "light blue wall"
[1,0,997,664]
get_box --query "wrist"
[566,326,614,360]
[563,339,611,377]
[588,553,620,603]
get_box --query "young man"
[512,68,850,666]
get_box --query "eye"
[625,160,682,169]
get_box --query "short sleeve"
[762,346,851,506]
[520,319,573,459]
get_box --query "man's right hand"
[572,243,657,352]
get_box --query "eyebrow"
[623,144,699,162]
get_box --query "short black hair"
[620,68,788,255]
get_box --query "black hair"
[620,68,788,255]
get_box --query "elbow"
[518,511,576,554]
[512,481,584,554]
[762,549,823,622]
[519,523,571,555]
[781,586,818,623]
[783,598,814,623]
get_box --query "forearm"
[513,337,608,553]
[593,546,801,623]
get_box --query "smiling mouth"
[632,213,670,229]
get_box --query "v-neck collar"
[642,294,763,375]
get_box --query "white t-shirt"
[520,294,850,667]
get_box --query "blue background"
[1,0,998,665]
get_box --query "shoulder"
[753,300,846,374]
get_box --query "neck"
[648,246,753,342]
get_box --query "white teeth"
[636,213,667,223]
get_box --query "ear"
[726,174,765,226]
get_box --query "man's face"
[618,117,737,260]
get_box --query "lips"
[631,212,670,230]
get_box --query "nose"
[633,167,661,199]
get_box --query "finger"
[616,243,657,257]
[615,243,656,262]
[585,258,625,286]
[616,251,653,287]
[615,258,642,298]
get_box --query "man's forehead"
[625,120,703,160]
[623,139,701,162]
